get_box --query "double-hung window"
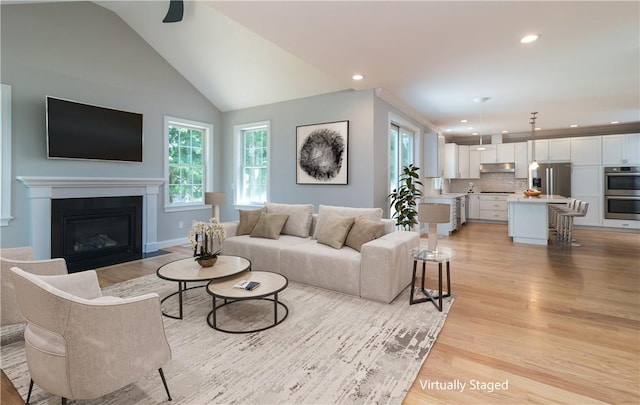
[235,121,269,206]
[165,116,213,210]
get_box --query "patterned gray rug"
[1,274,453,404]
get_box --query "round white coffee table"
[206,271,288,333]
[156,255,251,319]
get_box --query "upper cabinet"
[458,145,470,179]
[443,143,459,178]
[424,132,445,177]
[602,134,640,165]
[528,139,571,162]
[469,150,480,178]
[479,148,497,164]
[570,136,601,165]
[496,143,515,163]
[514,142,528,178]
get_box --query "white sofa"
[221,203,419,303]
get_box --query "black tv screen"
[46,96,143,162]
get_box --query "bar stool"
[557,201,589,246]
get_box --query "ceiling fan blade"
[162,0,183,23]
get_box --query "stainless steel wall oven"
[604,167,640,220]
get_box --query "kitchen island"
[507,194,569,245]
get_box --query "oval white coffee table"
[157,255,251,319]
[206,271,288,334]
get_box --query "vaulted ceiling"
[96,1,639,141]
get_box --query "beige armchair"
[9,267,172,404]
[1,247,68,326]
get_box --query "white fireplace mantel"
[17,176,164,260]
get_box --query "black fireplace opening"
[51,196,143,273]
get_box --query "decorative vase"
[197,257,217,268]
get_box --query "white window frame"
[234,120,270,207]
[388,112,421,196]
[164,116,213,212]
[1,84,12,226]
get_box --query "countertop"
[506,194,569,203]
[423,193,467,199]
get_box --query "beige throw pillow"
[265,202,314,237]
[250,213,289,240]
[313,205,383,239]
[237,208,266,235]
[345,217,385,252]
[317,215,355,249]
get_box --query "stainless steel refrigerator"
[534,162,572,197]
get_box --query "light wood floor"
[2,223,638,404]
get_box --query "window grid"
[238,124,269,205]
[168,125,205,205]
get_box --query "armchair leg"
[159,368,172,401]
[26,379,33,404]
[62,398,67,405]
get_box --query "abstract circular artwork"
[296,121,349,184]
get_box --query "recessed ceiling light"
[501,130,509,134]
[445,128,453,132]
[535,127,541,131]
[473,97,491,103]
[610,121,620,124]
[570,124,579,128]
[520,34,540,43]
[352,74,364,81]
[467,127,473,130]
[472,132,479,136]
[460,119,468,123]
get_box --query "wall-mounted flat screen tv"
[46,96,143,162]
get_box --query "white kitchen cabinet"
[467,194,480,219]
[469,150,480,178]
[570,136,601,166]
[602,133,640,165]
[479,194,509,221]
[571,166,603,226]
[529,139,571,162]
[443,143,459,178]
[496,143,515,163]
[458,145,470,178]
[424,133,445,178]
[514,142,528,178]
[480,148,497,164]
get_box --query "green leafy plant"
[388,164,423,230]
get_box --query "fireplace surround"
[17,177,164,260]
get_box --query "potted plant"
[188,217,226,267]
[388,164,423,230]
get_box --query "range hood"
[479,163,516,173]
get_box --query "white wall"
[0,2,222,248]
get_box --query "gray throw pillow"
[344,217,385,252]
[237,208,266,235]
[250,213,289,240]
[317,215,355,249]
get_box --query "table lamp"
[418,203,450,252]
[205,192,226,220]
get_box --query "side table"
[410,248,452,311]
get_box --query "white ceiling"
[95,0,639,139]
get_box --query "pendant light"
[529,112,539,170]
[474,97,490,150]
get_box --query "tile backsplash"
[447,173,528,193]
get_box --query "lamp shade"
[205,192,226,206]
[419,203,450,224]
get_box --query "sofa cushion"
[344,217,386,252]
[317,215,355,249]
[313,205,383,239]
[223,234,309,273]
[250,213,289,240]
[280,240,361,297]
[237,208,266,235]
[265,202,314,237]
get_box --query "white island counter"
[507,194,569,245]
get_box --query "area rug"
[1,274,453,404]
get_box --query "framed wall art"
[296,120,349,185]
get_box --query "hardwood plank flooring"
[2,224,638,404]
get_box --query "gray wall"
[219,89,429,220]
[1,2,221,248]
